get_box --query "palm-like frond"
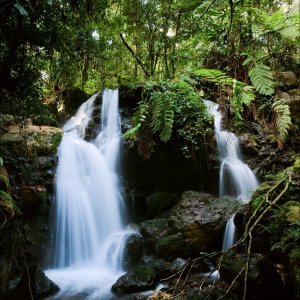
[248,64,275,95]
[272,99,291,144]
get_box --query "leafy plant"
[271,98,292,146]
[243,52,275,96]
[123,80,213,158]
[193,68,255,120]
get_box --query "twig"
[243,233,252,300]
[217,267,245,300]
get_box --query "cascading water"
[46,89,134,299]
[204,100,258,249]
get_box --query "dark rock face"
[112,266,156,295]
[146,192,178,219]
[220,252,284,300]
[60,87,88,117]
[15,268,59,299]
[121,143,219,222]
[140,191,241,259]
[123,233,144,271]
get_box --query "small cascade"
[205,100,258,249]
[46,89,135,299]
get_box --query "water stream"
[46,89,133,299]
[205,100,258,249]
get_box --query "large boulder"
[168,192,239,254]
[123,233,144,270]
[140,192,240,259]
[15,267,59,299]
[146,192,178,218]
[112,266,156,295]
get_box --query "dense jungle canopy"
[0,0,299,115]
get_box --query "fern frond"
[249,64,275,95]
[193,69,233,85]
[160,99,174,141]
[150,91,175,142]
[272,99,292,144]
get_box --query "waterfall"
[204,100,258,249]
[46,89,134,299]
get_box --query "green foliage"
[271,99,292,144]
[193,69,235,85]
[151,91,175,141]
[193,69,255,121]
[123,80,213,158]
[268,201,300,253]
[248,64,275,96]
[243,53,275,96]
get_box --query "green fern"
[193,69,234,85]
[248,64,275,95]
[272,99,291,143]
[122,100,149,139]
[150,91,175,142]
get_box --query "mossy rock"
[112,265,156,295]
[0,190,18,221]
[155,233,185,260]
[146,192,178,218]
[0,133,26,158]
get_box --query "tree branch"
[119,33,150,78]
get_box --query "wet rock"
[140,192,241,259]
[146,192,178,218]
[112,266,156,295]
[168,192,240,254]
[239,133,259,156]
[220,252,284,300]
[61,87,88,116]
[0,133,26,158]
[276,71,297,86]
[169,258,188,273]
[140,218,169,254]
[123,233,144,270]
[155,233,185,260]
[144,257,171,280]
[15,267,59,299]
[21,185,47,207]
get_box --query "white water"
[46,89,135,299]
[205,100,258,249]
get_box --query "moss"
[292,156,300,174]
[0,190,19,220]
[50,132,62,151]
[132,266,155,282]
